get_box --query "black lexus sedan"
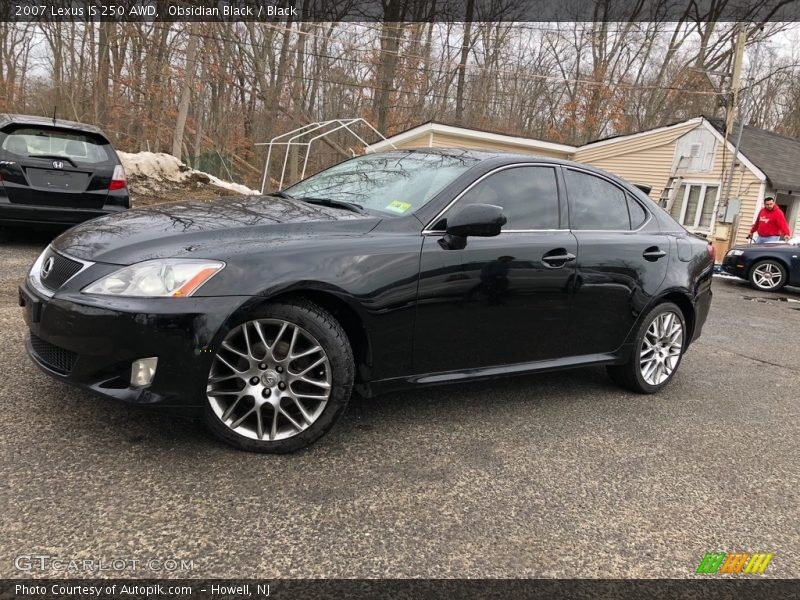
[20,150,713,453]
[0,113,129,228]
[721,239,800,291]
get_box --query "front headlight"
[727,249,744,257]
[83,259,225,297]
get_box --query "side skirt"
[358,349,633,398]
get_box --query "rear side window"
[627,194,649,229]
[455,166,560,230]
[0,127,113,165]
[565,169,631,230]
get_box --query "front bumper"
[20,280,250,409]
[721,253,748,278]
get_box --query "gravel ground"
[1,228,798,579]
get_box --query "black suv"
[0,114,129,227]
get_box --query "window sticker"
[385,200,412,214]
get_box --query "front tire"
[607,302,686,394]
[749,259,787,292]
[203,300,354,453]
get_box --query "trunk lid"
[0,124,118,209]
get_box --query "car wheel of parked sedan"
[203,300,354,453]
[749,259,787,292]
[606,302,686,394]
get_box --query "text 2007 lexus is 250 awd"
[20,150,713,453]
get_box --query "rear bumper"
[692,280,713,343]
[20,280,248,409]
[0,202,127,227]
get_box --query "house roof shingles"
[707,118,800,192]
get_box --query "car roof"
[0,113,109,140]
[373,148,644,194]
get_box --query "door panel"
[413,231,578,373]
[569,228,670,354]
[562,167,670,354]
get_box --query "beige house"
[368,121,576,159]
[368,118,800,255]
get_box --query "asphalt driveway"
[1,229,798,578]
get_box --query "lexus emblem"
[41,257,55,279]
[52,161,64,169]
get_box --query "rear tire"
[203,300,354,453]
[607,302,686,394]
[749,259,787,292]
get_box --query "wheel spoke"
[294,376,331,389]
[287,327,300,359]
[221,394,244,421]
[216,354,244,373]
[659,314,670,337]
[270,407,279,441]
[242,324,254,359]
[230,406,256,430]
[293,356,327,377]
[221,341,248,359]
[273,322,288,350]
[208,373,240,384]
[253,321,269,348]
[278,405,304,432]
[291,345,322,360]
[255,407,265,440]
[292,398,314,424]
[294,392,329,401]
[640,357,656,377]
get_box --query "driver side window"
[449,166,560,230]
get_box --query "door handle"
[643,246,667,261]
[542,249,576,268]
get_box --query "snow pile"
[117,151,258,205]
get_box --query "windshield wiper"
[297,196,365,214]
[269,190,294,200]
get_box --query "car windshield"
[0,126,113,165]
[284,151,480,216]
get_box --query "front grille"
[29,334,78,374]
[40,248,84,291]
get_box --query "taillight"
[109,164,127,191]
[707,243,716,262]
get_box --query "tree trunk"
[455,0,475,125]
[96,22,111,125]
[172,24,199,160]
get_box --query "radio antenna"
[52,105,57,126]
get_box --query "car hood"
[730,242,798,252]
[53,195,380,264]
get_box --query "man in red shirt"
[747,196,791,243]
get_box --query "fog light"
[131,357,158,386]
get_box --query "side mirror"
[445,203,506,238]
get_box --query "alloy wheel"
[207,319,332,441]
[639,311,683,386]
[752,262,783,290]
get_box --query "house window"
[669,183,719,230]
